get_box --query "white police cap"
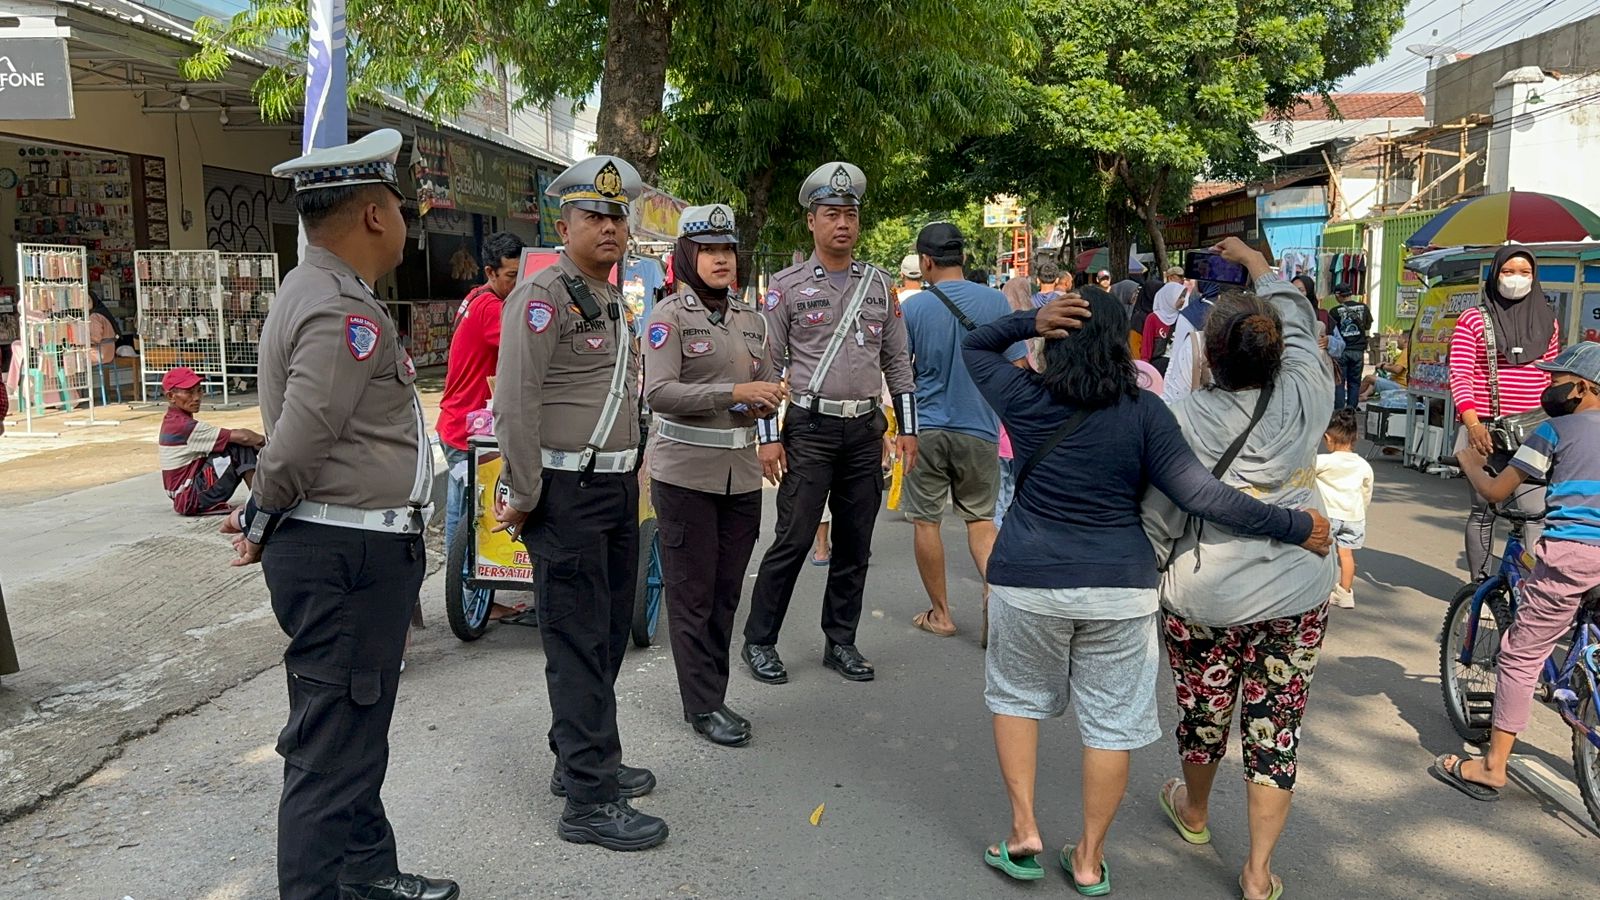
[677,203,737,244]
[547,155,642,217]
[272,129,404,197]
[799,161,866,209]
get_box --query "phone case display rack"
[134,250,281,404]
[12,153,137,313]
[13,244,105,432]
[386,300,454,368]
[219,253,278,383]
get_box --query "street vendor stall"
[1400,243,1594,469]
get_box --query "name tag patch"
[527,300,555,333]
[346,315,380,361]
[648,322,672,349]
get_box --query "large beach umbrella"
[1404,191,1600,249]
[1073,247,1147,275]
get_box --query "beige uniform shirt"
[494,253,641,512]
[644,287,776,495]
[254,246,421,512]
[762,254,914,400]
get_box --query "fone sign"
[0,38,73,120]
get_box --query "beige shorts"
[900,429,1001,523]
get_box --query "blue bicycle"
[1440,503,1600,830]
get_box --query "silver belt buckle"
[578,447,597,472]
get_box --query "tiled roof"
[1191,181,1243,203]
[1283,92,1425,121]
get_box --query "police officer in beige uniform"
[644,204,784,747]
[224,130,457,900]
[742,162,919,685]
[491,155,668,852]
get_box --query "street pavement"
[2,454,1597,899]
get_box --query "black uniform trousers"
[521,469,638,805]
[745,405,887,648]
[653,480,762,716]
[262,520,423,900]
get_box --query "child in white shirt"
[1316,409,1374,608]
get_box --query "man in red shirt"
[158,367,264,515]
[438,232,526,564]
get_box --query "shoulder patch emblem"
[527,300,555,333]
[346,315,380,361]
[764,289,783,311]
[648,322,672,349]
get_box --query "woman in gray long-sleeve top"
[642,205,785,748]
[1142,237,1337,900]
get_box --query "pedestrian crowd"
[192,124,1599,900]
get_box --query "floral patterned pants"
[1162,603,1330,791]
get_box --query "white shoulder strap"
[806,268,881,395]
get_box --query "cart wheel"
[445,524,495,642]
[632,518,664,648]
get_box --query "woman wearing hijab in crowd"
[643,204,785,747]
[1141,277,1187,375]
[1448,244,1560,579]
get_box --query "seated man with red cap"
[158,366,264,516]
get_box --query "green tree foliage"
[184,0,1026,276]
[924,0,1404,277]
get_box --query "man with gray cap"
[492,155,668,852]
[900,222,1027,638]
[224,129,457,900]
[898,253,923,302]
[742,161,918,685]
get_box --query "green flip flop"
[1062,845,1111,896]
[1160,778,1212,844]
[984,841,1045,881]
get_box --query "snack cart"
[444,433,664,648]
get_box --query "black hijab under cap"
[673,236,734,310]
[1482,244,1555,367]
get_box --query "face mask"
[1541,382,1582,418]
[1498,273,1533,300]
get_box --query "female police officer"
[643,204,785,746]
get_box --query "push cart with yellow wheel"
[445,433,664,648]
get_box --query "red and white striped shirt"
[1448,306,1559,418]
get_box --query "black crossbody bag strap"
[928,285,979,332]
[1160,382,1276,572]
[1013,409,1091,499]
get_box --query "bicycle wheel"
[1440,581,1512,744]
[1571,664,1600,835]
[631,518,664,649]
[445,524,495,642]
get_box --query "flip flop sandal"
[983,841,1045,881]
[810,553,831,567]
[913,610,957,637]
[1061,845,1111,896]
[1430,753,1501,801]
[1240,873,1284,900]
[1160,778,1211,845]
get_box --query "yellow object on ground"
[809,803,825,826]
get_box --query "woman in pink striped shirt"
[1448,245,1559,578]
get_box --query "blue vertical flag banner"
[303,0,348,154]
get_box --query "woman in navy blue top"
[960,286,1330,890]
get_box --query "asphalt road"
[2,456,1596,899]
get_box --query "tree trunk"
[1139,205,1170,275]
[736,165,777,288]
[594,0,672,183]
[1104,198,1133,282]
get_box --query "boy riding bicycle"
[1434,341,1600,800]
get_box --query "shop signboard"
[0,38,74,120]
[1408,285,1478,396]
[537,170,562,246]
[448,140,510,215]
[1581,291,1600,343]
[983,196,1024,228]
